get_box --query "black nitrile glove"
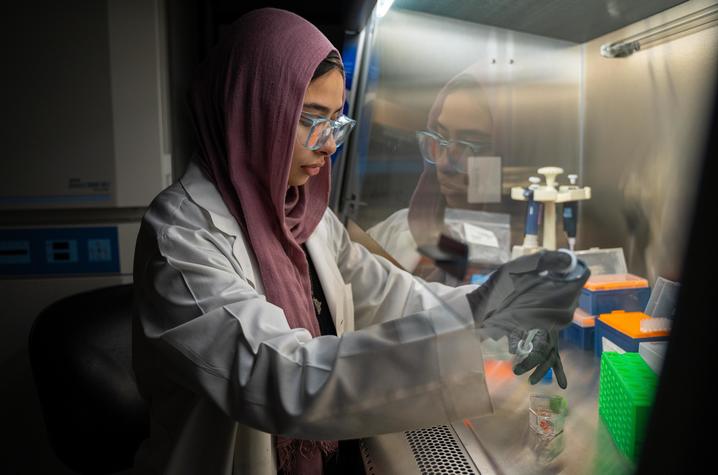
[467,250,590,342]
[467,250,576,319]
[511,329,567,389]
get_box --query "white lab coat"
[132,163,493,474]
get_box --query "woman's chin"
[442,192,469,208]
[287,175,310,187]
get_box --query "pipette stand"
[511,167,591,258]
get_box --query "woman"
[132,8,586,475]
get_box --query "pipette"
[522,177,542,249]
[562,174,579,251]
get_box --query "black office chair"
[28,284,149,474]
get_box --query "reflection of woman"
[368,73,511,275]
[132,9,497,475]
[417,76,493,209]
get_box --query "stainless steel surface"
[361,425,481,474]
[406,425,479,474]
[393,0,688,43]
[361,430,424,474]
[451,422,497,475]
[463,347,633,474]
[600,3,718,58]
[349,0,718,286]
[336,18,376,221]
[580,0,718,283]
[351,9,581,237]
[330,28,367,213]
[362,347,635,474]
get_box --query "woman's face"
[288,69,345,187]
[434,88,493,208]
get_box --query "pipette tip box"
[638,341,668,375]
[580,274,650,315]
[560,308,595,351]
[599,352,658,463]
[594,311,670,357]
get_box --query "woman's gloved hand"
[511,329,567,389]
[467,250,587,389]
[466,249,589,354]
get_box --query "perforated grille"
[359,439,377,474]
[406,425,478,474]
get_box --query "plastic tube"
[514,328,541,366]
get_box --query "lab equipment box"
[574,248,627,275]
[638,341,668,375]
[562,323,594,351]
[579,274,650,315]
[599,352,658,463]
[594,311,670,357]
[560,308,595,351]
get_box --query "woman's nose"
[319,133,337,155]
[436,147,453,173]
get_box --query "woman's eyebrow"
[456,129,492,141]
[303,103,343,115]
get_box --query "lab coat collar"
[179,161,348,335]
[180,161,259,289]
[180,161,243,237]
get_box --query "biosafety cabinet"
[341,0,717,285]
[336,0,717,473]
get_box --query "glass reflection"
[366,68,511,281]
[348,2,717,474]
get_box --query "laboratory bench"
[359,346,636,475]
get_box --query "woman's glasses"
[416,130,492,173]
[298,112,356,151]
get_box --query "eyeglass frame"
[298,112,357,151]
[415,129,493,172]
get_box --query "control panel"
[0,227,120,276]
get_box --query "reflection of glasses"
[416,130,492,173]
[298,112,356,151]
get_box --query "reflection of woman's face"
[434,88,493,208]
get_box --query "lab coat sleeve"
[134,203,492,441]
[324,210,477,329]
[365,209,423,271]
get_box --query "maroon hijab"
[188,8,338,474]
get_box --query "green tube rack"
[598,352,658,462]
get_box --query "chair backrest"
[28,284,149,474]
